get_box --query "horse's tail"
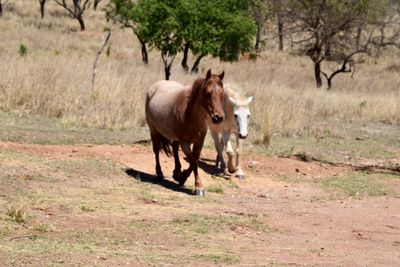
[159,135,173,157]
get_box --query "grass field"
[0,0,399,140]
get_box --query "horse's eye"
[247,114,250,118]
[234,114,238,118]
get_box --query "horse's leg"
[150,130,164,180]
[175,142,193,187]
[211,131,225,172]
[172,141,182,181]
[226,132,236,174]
[235,134,245,179]
[192,136,206,196]
[180,138,205,196]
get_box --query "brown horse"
[145,70,225,195]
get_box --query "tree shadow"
[125,168,193,195]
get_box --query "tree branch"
[54,0,75,17]
[92,31,111,87]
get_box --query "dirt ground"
[0,141,399,266]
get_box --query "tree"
[54,0,91,31]
[177,0,257,73]
[251,0,267,52]
[289,0,400,89]
[93,0,102,10]
[39,0,46,18]
[267,0,292,51]
[106,0,256,79]
[105,0,149,64]
[134,0,182,79]
[0,0,10,17]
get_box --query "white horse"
[207,84,253,179]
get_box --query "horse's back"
[146,80,187,140]
[147,80,184,99]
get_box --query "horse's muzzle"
[239,133,248,139]
[211,114,224,124]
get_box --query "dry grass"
[0,0,399,139]
[6,205,26,224]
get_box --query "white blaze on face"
[229,96,253,139]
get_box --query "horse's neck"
[224,97,235,121]
[178,86,207,124]
[187,95,208,122]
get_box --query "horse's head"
[201,69,225,124]
[228,96,253,139]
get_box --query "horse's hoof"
[174,174,186,187]
[156,171,164,179]
[172,172,181,182]
[236,174,245,180]
[195,188,205,196]
[228,168,236,174]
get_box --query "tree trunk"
[40,0,46,19]
[165,65,171,80]
[278,14,284,51]
[254,23,262,52]
[355,26,362,49]
[77,14,85,31]
[190,53,206,74]
[162,52,175,80]
[324,41,331,59]
[181,43,190,73]
[314,61,323,88]
[138,38,148,64]
[326,78,332,90]
[94,0,100,10]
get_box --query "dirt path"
[1,141,399,266]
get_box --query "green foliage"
[177,0,256,61]
[19,43,28,57]
[135,0,182,56]
[106,0,257,63]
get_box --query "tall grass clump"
[6,205,26,224]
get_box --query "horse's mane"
[186,77,205,112]
[224,83,249,106]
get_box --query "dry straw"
[0,0,399,141]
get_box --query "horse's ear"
[206,69,212,80]
[246,96,253,105]
[228,96,237,106]
[219,71,225,80]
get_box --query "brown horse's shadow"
[125,168,193,195]
[198,157,231,179]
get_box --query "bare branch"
[54,0,75,16]
[92,31,112,87]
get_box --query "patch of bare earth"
[0,141,399,266]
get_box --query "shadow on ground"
[199,157,232,179]
[125,168,194,195]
